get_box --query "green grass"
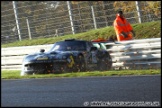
[1,21,161,48]
[1,21,161,79]
[1,69,161,79]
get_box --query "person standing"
[113,10,135,41]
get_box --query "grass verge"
[2,21,160,48]
[1,69,161,79]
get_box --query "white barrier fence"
[105,38,161,69]
[2,44,53,70]
[1,38,161,70]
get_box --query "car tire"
[98,57,112,71]
[76,55,86,72]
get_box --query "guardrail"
[1,44,53,70]
[104,38,161,69]
[1,38,161,70]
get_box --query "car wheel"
[76,55,86,72]
[98,57,112,71]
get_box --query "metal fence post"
[91,6,97,29]
[135,1,142,23]
[12,1,21,41]
[1,1,160,44]
[26,18,32,40]
[67,1,75,34]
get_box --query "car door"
[85,42,98,64]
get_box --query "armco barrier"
[1,38,161,70]
[104,38,161,69]
[1,44,53,70]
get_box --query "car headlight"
[37,56,48,60]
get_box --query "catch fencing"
[1,38,161,70]
[1,1,161,44]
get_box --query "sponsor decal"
[67,55,75,67]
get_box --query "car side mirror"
[40,49,45,53]
[90,46,97,51]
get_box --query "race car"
[21,39,112,75]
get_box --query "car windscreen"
[49,41,86,51]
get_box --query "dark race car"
[21,39,112,75]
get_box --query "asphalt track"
[1,75,161,107]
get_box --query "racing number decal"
[68,55,75,67]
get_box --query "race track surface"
[1,75,161,107]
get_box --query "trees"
[113,1,161,23]
[1,2,15,35]
[142,1,161,18]
[1,1,161,44]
